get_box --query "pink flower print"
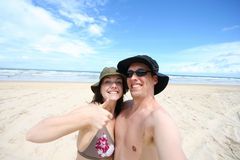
[95,134,114,157]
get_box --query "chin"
[109,95,121,101]
[130,91,141,98]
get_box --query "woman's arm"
[26,105,112,143]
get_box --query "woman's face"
[100,75,123,102]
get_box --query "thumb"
[101,99,114,110]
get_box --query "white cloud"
[32,35,95,57]
[21,55,31,60]
[40,0,109,36]
[0,0,112,66]
[96,37,112,46]
[0,54,5,60]
[167,42,240,75]
[109,19,115,24]
[47,0,108,11]
[88,24,104,36]
[0,0,70,39]
[59,10,95,27]
[99,16,108,22]
[178,42,240,57]
[222,25,240,31]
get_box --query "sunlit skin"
[76,75,123,160]
[127,63,158,100]
[26,75,124,160]
[101,75,124,103]
[114,63,186,160]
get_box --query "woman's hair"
[91,76,127,117]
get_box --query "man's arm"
[153,109,187,160]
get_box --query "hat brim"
[154,73,169,95]
[91,82,100,93]
[117,56,156,74]
[91,73,126,93]
[117,57,169,95]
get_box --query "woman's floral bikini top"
[78,126,114,160]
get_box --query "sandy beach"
[0,81,240,160]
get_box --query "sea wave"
[0,68,240,85]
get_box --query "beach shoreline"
[1,68,240,85]
[0,81,240,160]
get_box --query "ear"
[153,75,158,85]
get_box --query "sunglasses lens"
[126,70,134,78]
[126,69,150,78]
[136,70,147,76]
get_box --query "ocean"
[0,68,240,85]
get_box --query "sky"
[0,0,240,77]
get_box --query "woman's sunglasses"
[126,69,152,78]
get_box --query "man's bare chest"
[116,112,153,146]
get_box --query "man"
[114,55,186,160]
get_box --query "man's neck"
[132,95,155,109]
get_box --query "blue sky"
[0,0,240,77]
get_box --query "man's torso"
[114,101,160,160]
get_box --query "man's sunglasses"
[126,69,152,78]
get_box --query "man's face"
[127,62,158,98]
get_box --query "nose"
[130,72,138,79]
[127,74,137,85]
[110,82,117,88]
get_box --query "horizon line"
[1,67,240,79]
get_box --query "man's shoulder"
[151,106,169,116]
[146,105,173,125]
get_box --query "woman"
[26,67,127,160]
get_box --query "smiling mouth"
[131,83,142,89]
[108,91,118,94]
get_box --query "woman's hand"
[81,103,113,129]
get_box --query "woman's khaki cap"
[91,67,126,93]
